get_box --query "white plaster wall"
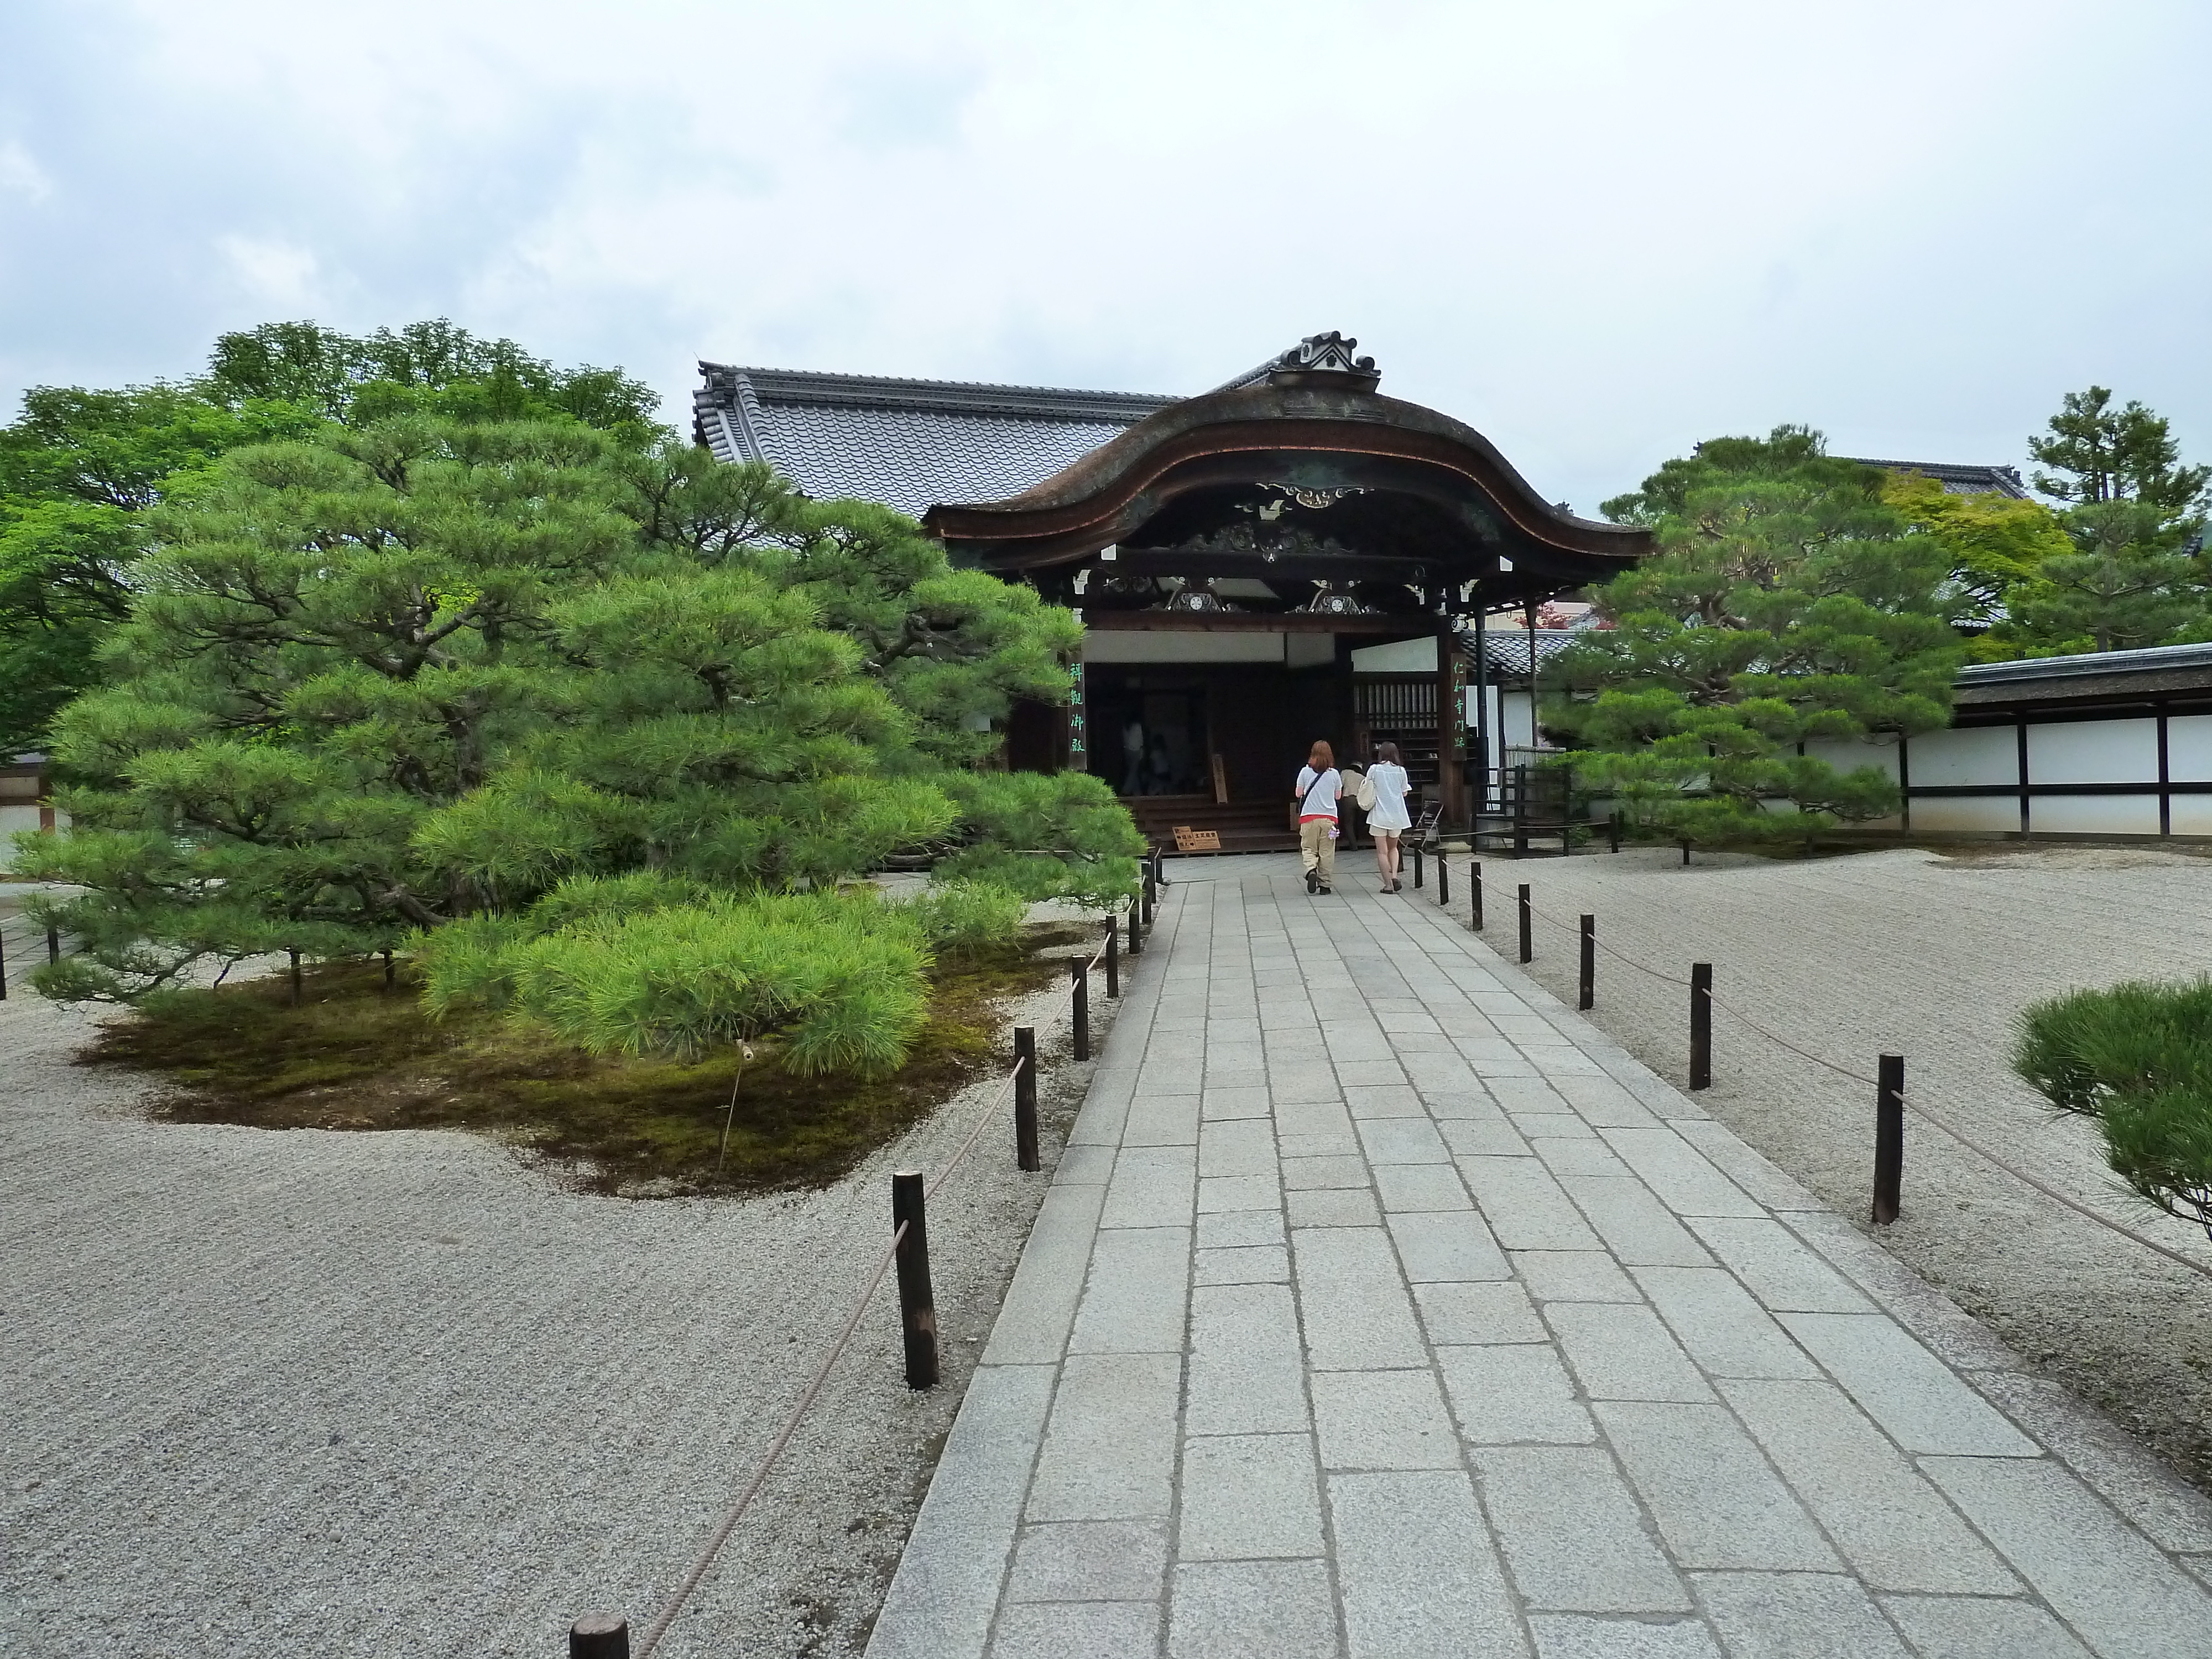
[1804,735,1902,782]
[1350,638,1438,672]
[1286,633,1336,669]
[2167,714,2212,782]
[1083,632,1289,664]
[1907,726,2018,787]
[2027,717,2157,785]
[1,805,59,870]
[2169,796,2212,834]
[2030,794,2161,835]
[1907,796,2021,833]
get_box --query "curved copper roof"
[922,378,1651,578]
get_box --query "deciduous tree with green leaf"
[1553,426,1962,842]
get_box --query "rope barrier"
[1501,883,2212,1285]
[630,899,1134,1655]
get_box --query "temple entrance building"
[696,333,1652,848]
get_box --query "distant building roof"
[1952,640,2212,707]
[1840,458,2030,498]
[1458,627,1585,681]
[693,365,1175,518]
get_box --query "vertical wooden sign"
[1066,660,1087,773]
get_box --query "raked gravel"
[1453,841,2212,1493]
[0,901,1126,1659]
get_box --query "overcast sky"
[3,1,2207,513]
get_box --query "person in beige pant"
[1293,739,1343,895]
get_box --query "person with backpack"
[1363,741,1413,892]
[1293,740,1343,895]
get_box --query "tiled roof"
[693,364,1174,518]
[1957,640,2212,685]
[1459,627,1585,680]
[1840,458,2030,498]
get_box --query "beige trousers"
[1299,817,1337,886]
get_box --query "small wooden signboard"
[1412,802,1443,847]
[1173,825,1222,854]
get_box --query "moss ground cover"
[83,923,1087,1194]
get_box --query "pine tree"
[1556,427,1961,843]
[0,319,658,756]
[2029,387,2210,519]
[20,419,1140,1071]
[1999,388,2211,658]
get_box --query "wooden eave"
[1081,609,1436,636]
[922,381,1651,583]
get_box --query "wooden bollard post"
[1141,856,1155,930]
[382,947,395,989]
[1608,811,1623,854]
[1689,963,1713,1089]
[48,924,61,965]
[1438,853,1449,908]
[1517,884,1532,964]
[1681,838,1692,868]
[1105,917,1120,998]
[1014,1026,1040,1172]
[1471,860,1484,930]
[288,948,303,1008]
[0,925,9,999]
[570,1613,630,1658]
[1412,843,1424,889]
[891,1171,939,1388]
[1872,1054,1905,1225]
[1071,959,1090,1062]
[1126,901,1141,957]
[1579,915,1595,1010]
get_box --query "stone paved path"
[864,854,2212,1659]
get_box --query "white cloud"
[216,234,326,311]
[2,0,2210,504]
[0,140,52,202]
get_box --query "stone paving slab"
[865,855,2212,1658]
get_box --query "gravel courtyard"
[1463,842,2212,1494]
[0,904,1123,1659]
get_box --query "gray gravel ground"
[0,895,1127,1659]
[1450,841,2212,1493]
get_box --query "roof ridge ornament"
[1266,332,1381,392]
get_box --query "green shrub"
[904,879,1029,963]
[2013,977,2212,1239]
[416,886,931,1077]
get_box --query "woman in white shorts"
[1365,741,1413,892]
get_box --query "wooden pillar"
[1434,613,1464,829]
[1471,602,1489,815]
[1334,633,1358,765]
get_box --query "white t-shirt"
[1295,766,1341,820]
[1365,762,1412,831]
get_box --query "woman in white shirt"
[1364,741,1413,893]
[1293,740,1343,895]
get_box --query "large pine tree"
[21,415,1138,1072]
[1994,387,2212,658]
[0,320,656,756]
[1554,427,1961,842]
